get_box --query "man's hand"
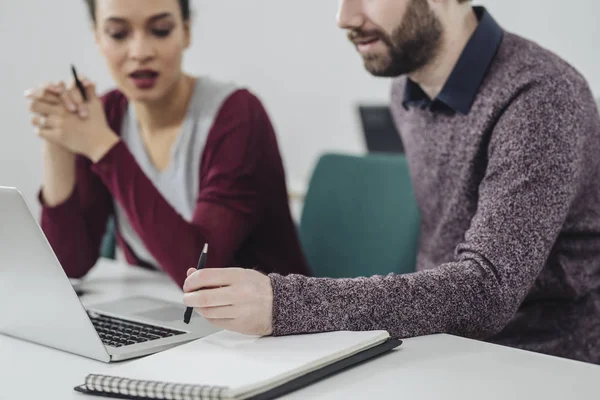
[183,268,274,336]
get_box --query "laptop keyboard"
[88,312,186,348]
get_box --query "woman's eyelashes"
[105,26,173,41]
[151,27,172,38]
[106,29,127,41]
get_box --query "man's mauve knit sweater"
[269,32,600,363]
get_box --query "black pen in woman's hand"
[71,64,88,102]
[183,243,208,324]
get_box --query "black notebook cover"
[74,338,402,400]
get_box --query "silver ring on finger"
[39,116,49,129]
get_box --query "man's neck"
[133,74,195,135]
[409,8,478,100]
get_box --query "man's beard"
[348,0,443,77]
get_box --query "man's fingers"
[183,268,244,292]
[204,318,238,332]
[186,268,196,277]
[183,286,235,308]
[196,306,238,320]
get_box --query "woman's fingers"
[67,77,95,118]
[55,82,78,114]
[81,77,97,101]
[29,100,61,116]
[34,126,57,142]
[31,115,41,127]
[61,81,90,118]
[24,82,88,117]
[31,114,52,129]
[24,83,62,105]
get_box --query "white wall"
[1,0,599,217]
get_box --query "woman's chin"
[125,87,164,103]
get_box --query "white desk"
[2,259,599,399]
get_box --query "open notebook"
[74,330,401,400]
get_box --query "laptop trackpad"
[89,296,185,323]
[134,305,184,322]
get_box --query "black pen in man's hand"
[183,243,208,324]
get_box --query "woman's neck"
[132,74,196,135]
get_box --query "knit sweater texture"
[270,32,600,364]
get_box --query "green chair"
[100,217,117,259]
[299,153,420,278]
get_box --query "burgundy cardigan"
[40,89,310,287]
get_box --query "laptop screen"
[358,105,404,154]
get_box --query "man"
[183,0,600,364]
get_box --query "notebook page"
[89,330,389,394]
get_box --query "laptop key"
[140,333,160,340]
[88,311,186,347]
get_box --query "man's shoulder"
[391,33,594,109]
[484,32,592,103]
[485,34,600,150]
[390,77,408,107]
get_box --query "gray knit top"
[269,30,600,364]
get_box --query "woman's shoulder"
[100,88,128,109]
[197,78,276,145]
[99,88,128,134]
[194,76,267,117]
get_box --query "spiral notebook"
[74,330,400,400]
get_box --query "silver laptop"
[0,186,220,362]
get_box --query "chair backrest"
[100,217,116,259]
[358,105,405,154]
[299,153,420,278]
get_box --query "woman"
[25,0,310,288]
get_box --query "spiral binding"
[84,374,226,400]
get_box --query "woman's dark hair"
[84,0,190,22]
